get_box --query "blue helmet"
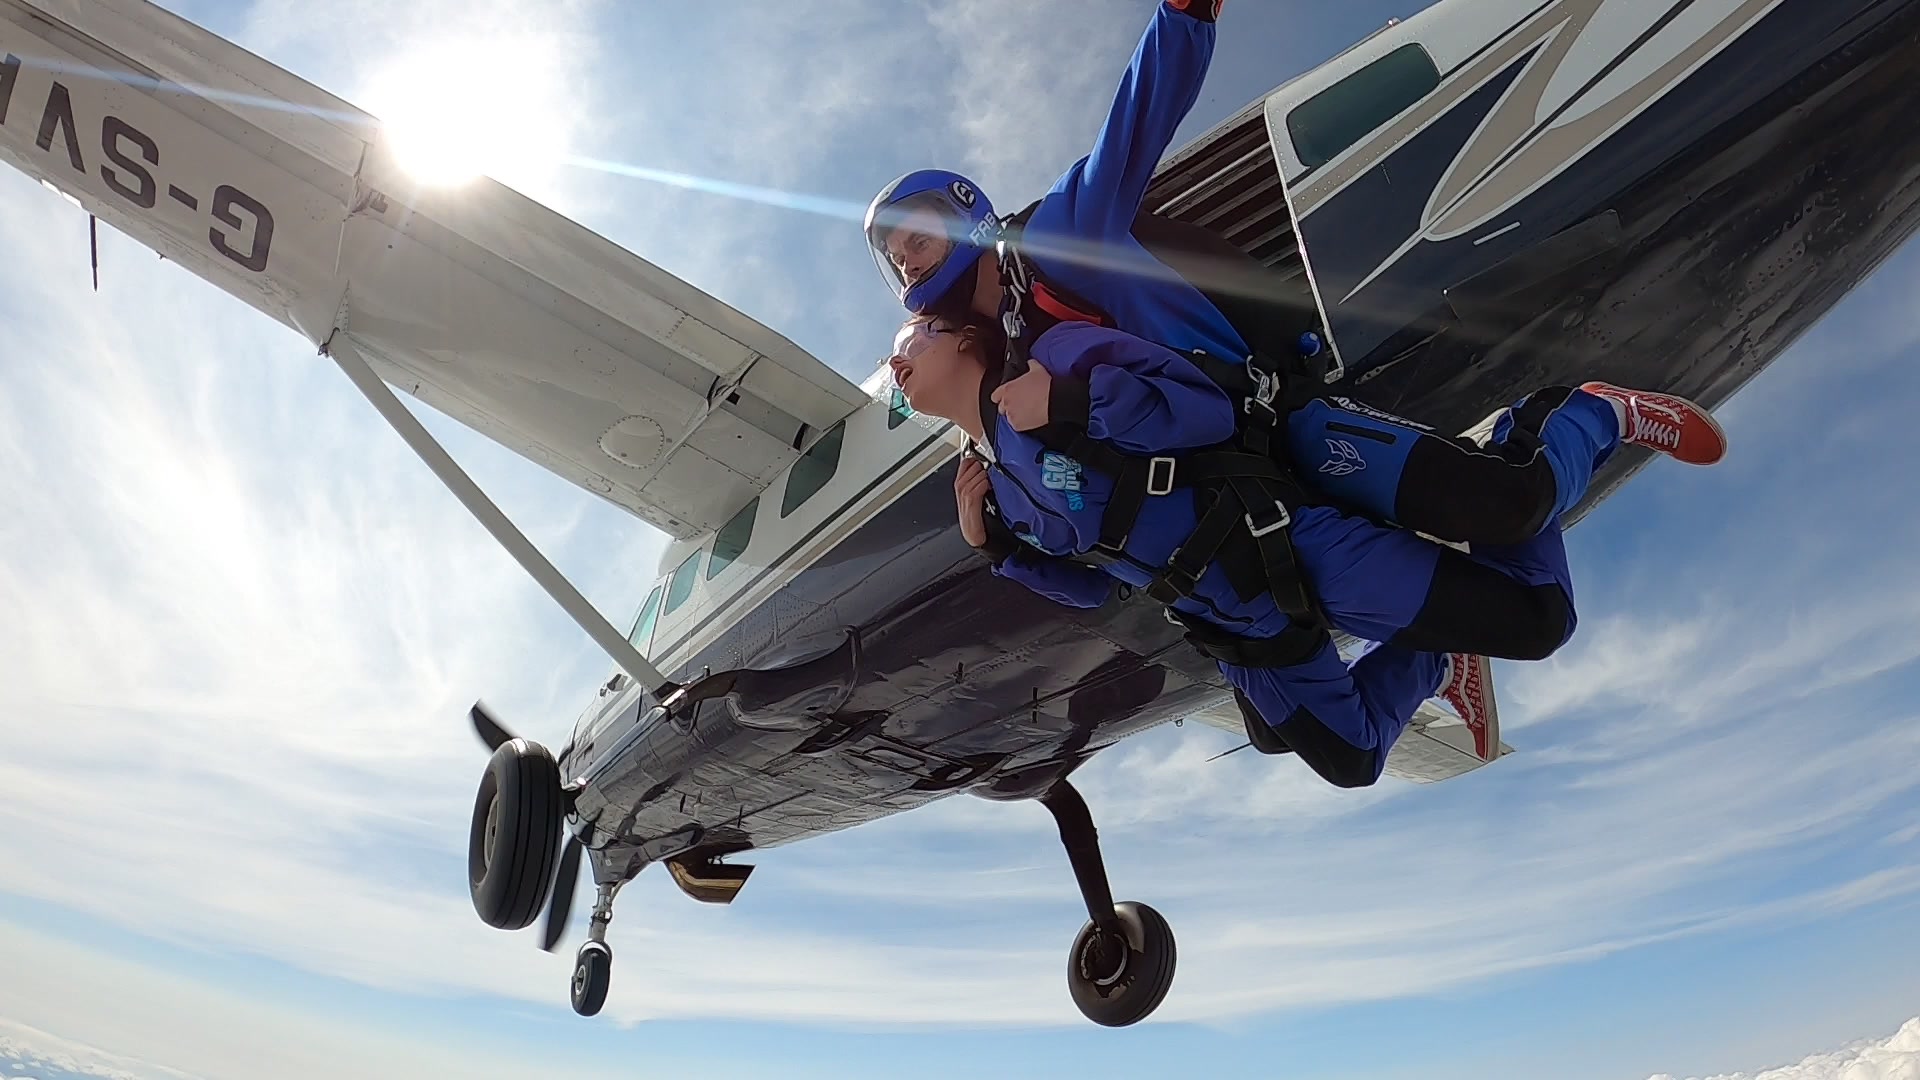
[865,169,1001,314]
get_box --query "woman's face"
[887,319,978,421]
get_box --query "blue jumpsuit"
[981,321,1621,786]
[1016,1,1594,536]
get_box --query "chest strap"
[990,217,1327,643]
[1048,431,1325,630]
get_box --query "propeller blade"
[470,701,517,751]
[541,836,584,952]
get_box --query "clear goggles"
[887,319,953,366]
[865,192,971,298]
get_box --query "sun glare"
[362,37,571,192]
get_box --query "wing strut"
[321,331,675,696]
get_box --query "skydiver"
[863,0,1728,548]
[883,308,1728,787]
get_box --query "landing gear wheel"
[468,739,564,930]
[571,941,612,1016]
[1067,901,1176,1027]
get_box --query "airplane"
[4,0,1918,1029]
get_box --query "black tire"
[468,739,564,931]
[571,941,612,1016]
[1066,901,1177,1028]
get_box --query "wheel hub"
[1078,927,1131,988]
[482,795,501,867]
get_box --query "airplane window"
[1286,42,1440,169]
[708,497,757,580]
[627,586,663,652]
[887,387,914,429]
[781,421,845,518]
[664,549,702,615]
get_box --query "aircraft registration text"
[1,52,273,272]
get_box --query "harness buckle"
[1149,562,1200,603]
[1251,367,1279,406]
[1244,365,1274,407]
[1146,457,1177,497]
[1245,501,1292,538]
[1240,362,1284,426]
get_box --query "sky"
[2,0,1919,1078]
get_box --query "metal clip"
[1251,367,1279,407]
[1245,501,1291,538]
[1146,457,1177,496]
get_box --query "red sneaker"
[1439,653,1500,762]
[1579,381,1728,466]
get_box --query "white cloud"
[1,1019,190,1080]
[923,0,1144,199]
[0,922,667,1080]
[1647,1016,1920,1080]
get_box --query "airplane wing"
[0,0,868,540]
[1183,695,1512,784]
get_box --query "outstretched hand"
[1167,0,1223,20]
[955,453,992,547]
[991,363,1052,431]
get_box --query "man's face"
[881,204,955,290]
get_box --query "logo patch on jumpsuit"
[1040,452,1086,510]
[1319,439,1366,477]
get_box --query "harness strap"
[1167,607,1327,669]
[1239,476,1321,622]
[1044,429,1313,553]
[1144,480,1246,606]
[1031,280,1104,326]
[987,205,1331,653]
[1147,473,1322,625]
[1028,415,1325,624]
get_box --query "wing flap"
[0,0,864,539]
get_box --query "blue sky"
[3,1,1920,1078]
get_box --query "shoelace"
[1444,656,1492,756]
[1446,656,1484,720]
[1629,408,1682,449]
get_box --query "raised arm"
[1046,1,1222,239]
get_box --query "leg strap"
[1167,607,1328,668]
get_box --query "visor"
[865,191,969,299]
